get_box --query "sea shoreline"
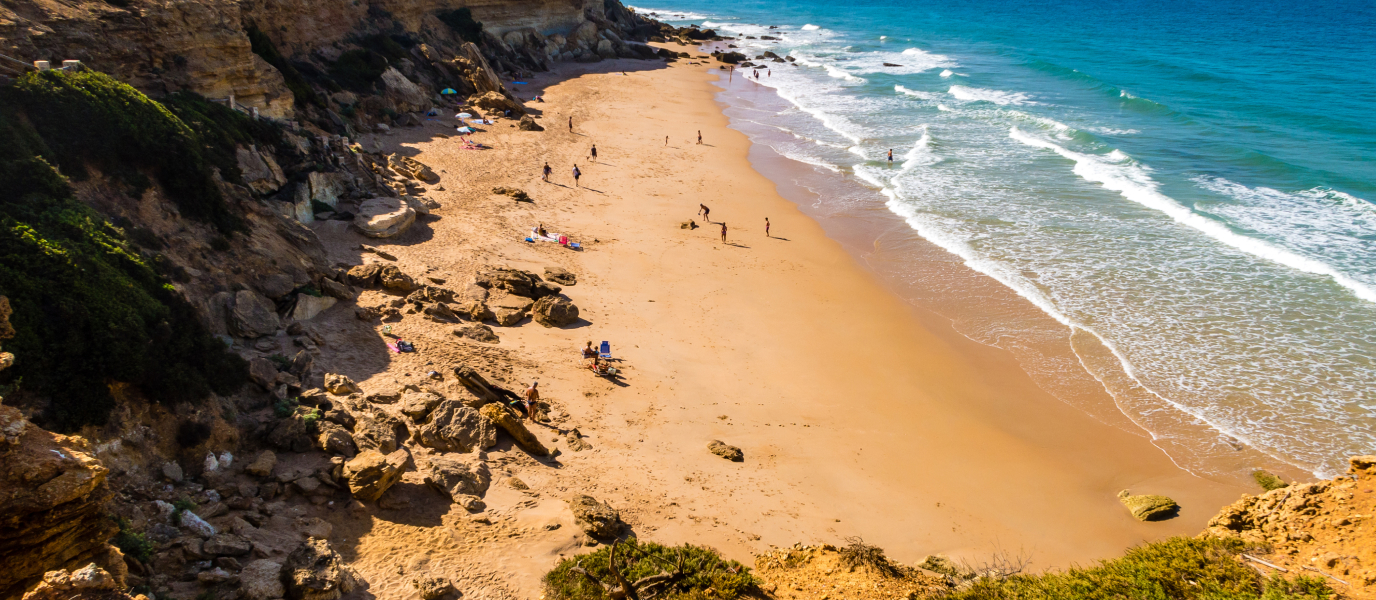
[328,50,1252,595]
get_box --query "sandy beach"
[306,50,1252,598]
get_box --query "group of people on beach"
[698,203,772,244]
[542,161,582,187]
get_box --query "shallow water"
[634,0,1376,477]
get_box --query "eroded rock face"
[569,495,626,539]
[416,401,496,453]
[282,537,359,600]
[0,416,120,599]
[343,449,408,502]
[423,455,492,501]
[230,289,281,338]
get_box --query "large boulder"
[570,495,626,539]
[343,449,409,502]
[399,389,446,421]
[245,450,276,477]
[268,414,313,453]
[379,266,419,293]
[316,421,358,457]
[230,289,281,338]
[415,401,496,452]
[203,533,252,556]
[1118,490,1178,521]
[324,373,361,395]
[239,559,284,600]
[478,404,548,456]
[518,115,544,131]
[423,455,492,501]
[237,144,287,194]
[351,409,405,455]
[282,538,358,600]
[488,294,532,326]
[291,295,337,321]
[531,296,579,327]
[380,67,430,113]
[472,91,524,117]
[354,197,416,238]
[346,264,383,288]
[474,267,534,296]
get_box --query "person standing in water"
[765,217,770,238]
[542,162,552,182]
[589,144,598,162]
[887,149,894,164]
[572,164,581,187]
[720,222,727,243]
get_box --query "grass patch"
[1252,470,1290,492]
[544,539,755,600]
[945,537,1330,600]
[437,8,484,44]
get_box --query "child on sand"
[765,217,770,237]
[720,222,727,243]
[697,130,703,144]
[572,165,581,187]
[568,116,573,132]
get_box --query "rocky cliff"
[0,0,655,118]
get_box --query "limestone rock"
[161,461,184,483]
[282,538,358,600]
[268,414,313,453]
[351,408,405,455]
[230,289,281,338]
[462,300,495,322]
[380,67,430,114]
[319,277,354,301]
[380,266,420,293]
[387,154,439,183]
[203,533,252,556]
[453,323,500,344]
[423,455,492,501]
[423,302,461,322]
[344,449,409,502]
[474,267,537,297]
[237,144,287,194]
[354,197,417,238]
[413,576,454,600]
[291,295,337,321]
[472,90,524,116]
[518,115,545,131]
[543,266,576,285]
[416,401,496,453]
[400,390,446,421]
[488,294,533,326]
[531,296,579,327]
[259,273,297,299]
[479,404,548,456]
[316,421,358,457]
[566,429,591,451]
[708,440,743,462]
[246,450,277,477]
[249,358,279,391]
[570,495,626,539]
[325,374,361,395]
[1118,490,1178,521]
[347,264,383,288]
[239,559,284,600]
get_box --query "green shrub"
[0,81,247,431]
[945,537,1331,600]
[3,69,243,233]
[329,49,389,93]
[300,407,322,431]
[111,517,153,562]
[273,397,299,419]
[1252,470,1290,492]
[246,25,319,107]
[162,91,286,187]
[544,539,755,600]
[437,8,483,43]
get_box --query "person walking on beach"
[522,381,540,420]
[720,222,728,243]
[765,217,770,238]
[572,164,581,187]
[542,162,552,182]
[589,144,598,162]
[568,116,573,132]
[665,135,669,147]
[699,203,710,222]
[697,130,703,145]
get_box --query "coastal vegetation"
[543,540,757,600]
[0,69,249,430]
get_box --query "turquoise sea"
[632,0,1376,477]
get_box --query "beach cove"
[317,51,1251,596]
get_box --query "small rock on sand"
[453,323,500,343]
[708,440,744,462]
[543,266,577,285]
[1118,489,1178,521]
[570,495,626,539]
[414,576,455,600]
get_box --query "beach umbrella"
[456,112,473,118]
[440,88,458,95]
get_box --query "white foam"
[940,69,954,78]
[801,24,821,30]
[1009,128,1376,303]
[902,126,938,168]
[894,85,938,100]
[628,6,713,20]
[949,85,1035,105]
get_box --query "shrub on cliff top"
[4,69,243,233]
[162,91,287,187]
[0,92,246,431]
[544,539,756,600]
[946,537,1330,600]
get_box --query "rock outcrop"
[0,406,121,599]
[569,495,626,539]
[354,197,417,238]
[531,295,579,327]
[416,401,497,452]
[343,449,409,502]
[479,403,548,456]
[423,455,492,501]
[282,538,359,600]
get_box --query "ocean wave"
[949,85,1035,105]
[902,125,939,168]
[801,24,821,30]
[1009,128,1376,303]
[940,69,954,77]
[894,85,938,100]
[846,49,953,74]
[778,150,842,172]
